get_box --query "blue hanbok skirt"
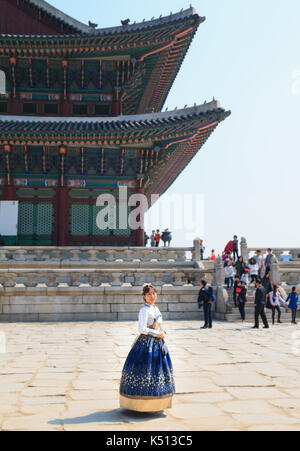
[120,334,175,412]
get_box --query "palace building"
[0,0,230,247]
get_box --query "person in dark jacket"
[232,235,239,262]
[198,280,215,330]
[234,257,246,279]
[233,275,240,307]
[262,272,273,295]
[236,281,247,322]
[253,279,269,329]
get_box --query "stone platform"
[0,320,299,431]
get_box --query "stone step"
[217,310,298,323]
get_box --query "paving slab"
[0,320,299,431]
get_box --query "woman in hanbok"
[120,284,175,412]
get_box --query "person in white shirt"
[249,258,259,285]
[225,261,235,288]
[120,284,175,413]
[269,285,287,325]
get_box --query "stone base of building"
[0,286,211,323]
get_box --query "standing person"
[200,240,205,261]
[233,275,241,307]
[120,284,175,412]
[262,272,273,295]
[233,235,239,262]
[237,281,247,322]
[253,279,269,329]
[255,250,264,279]
[264,249,276,275]
[249,258,259,285]
[241,268,250,288]
[144,232,150,247]
[155,230,161,248]
[210,250,216,262]
[198,280,215,329]
[150,230,156,248]
[286,287,299,325]
[234,256,246,279]
[225,261,235,288]
[223,251,233,264]
[269,285,287,325]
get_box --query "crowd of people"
[197,235,299,329]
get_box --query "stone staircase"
[216,287,298,323]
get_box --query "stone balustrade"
[0,246,193,267]
[0,268,215,289]
[247,247,300,261]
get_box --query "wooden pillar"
[61,60,69,116]
[56,187,70,246]
[9,58,19,115]
[3,144,12,186]
[55,145,69,246]
[113,87,121,116]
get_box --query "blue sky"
[10,0,300,253]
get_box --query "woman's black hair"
[201,280,207,287]
[292,286,297,292]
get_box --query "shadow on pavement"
[48,409,166,426]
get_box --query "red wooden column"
[112,87,121,116]
[9,58,19,115]
[55,146,70,246]
[133,186,145,247]
[60,60,69,117]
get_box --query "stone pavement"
[0,320,300,431]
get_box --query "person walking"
[200,240,205,261]
[255,250,264,279]
[234,256,246,279]
[150,230,156,247]
[233,235,239,262]
[286,287,299,325]
[241,268,250,288]
[264,249,276,275]
[233,275,241,307]
[155,230,161,248]
[236,281,247,322]
[225,261,235,288]
[253,279,269,329]
[198,280,215,329]
[262,272,273,295]
[269,285,287,325]
[249,258,259,285]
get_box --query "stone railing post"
[214,257,232,314]
[214,257,224,287]
[270,261,280,285]
[192,238,204,269]
[240,237,249,262]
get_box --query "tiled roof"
[1,6,202,37]
[0,102,230,134]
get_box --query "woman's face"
[144,288,157,306]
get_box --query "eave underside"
[0,103,231,198]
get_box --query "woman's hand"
[159,332,165,340]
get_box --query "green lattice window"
[18,202,54,237]
[70,203,89,236]
[70,202,132,237]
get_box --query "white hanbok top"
[138,304,164,337]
